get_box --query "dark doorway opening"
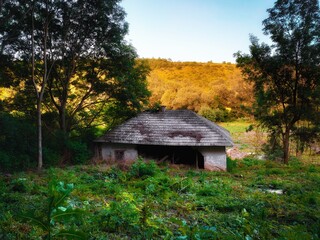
[137,145,204,169]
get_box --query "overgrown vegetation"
[1,159,319,239]
[0,112,93,172]
[20,181,85,239]
[0,0,150,170]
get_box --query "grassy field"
[220,121,253,134]
[1,158,319,239]
[220,120,267,154]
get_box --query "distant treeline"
[144,58,253,121]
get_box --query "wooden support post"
[196,152,199,169]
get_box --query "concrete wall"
[198,146,227,171]
[98,143,138,163]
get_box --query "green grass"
[220,120,253,134]
[0,159,319,239]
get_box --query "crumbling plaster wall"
[100,143,138,163]
[198,146,227,171]
[98,143,227,171]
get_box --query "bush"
[66,139,91,164]
[261,135,283,161]
[242,157,262,167]
[104,201,140,232]
[0,111,97,171]
[198,106,231,122]
[43,147,60,167]
[129,159,159,178]
[227,157,237,172]
[19,181,85,239]
[10,178,32,193]
[102,192,141,233]
[0,113,37,172]
[0,151,11,172]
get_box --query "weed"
[20,181,85,239]
[170,217,218,239]
[9,178,31,193]
[101,191,141,233]
[308,164,317,173]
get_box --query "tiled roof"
[95,110,233,146]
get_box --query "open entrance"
[137,145,204,169]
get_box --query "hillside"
[145,58,254,118]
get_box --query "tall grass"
[1,159,319,239]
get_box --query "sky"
[120,0,275,63]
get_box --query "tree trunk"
[59,101,70,165]
[37,100,43,171]
[37,0,49,170]
[31,2,43,171]
[283,128,290,164]
[59,106,67,133]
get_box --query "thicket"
[1,159,319,239]
[0,112,92,172]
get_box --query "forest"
[1,0,320,239]
[146,59,253,121]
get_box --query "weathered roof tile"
[95,110,233,146]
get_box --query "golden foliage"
[145,59,253,115]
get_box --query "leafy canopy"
[235,0,320,163]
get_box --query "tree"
[235,0,320,163]
[31,0,51,170]
[42,0,139,133]
[0,0,150,168]
[0,0,54,170]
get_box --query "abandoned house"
[94,109,233,171]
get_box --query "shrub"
[261,137,283,161]
[0,113,37,172]
[102,192,141,233]
[227,157,237,172]
[66,139,91,164]
[198,106,231,122]
[10,178,31,193]
[0,151,11,172]
[170,218,218,239]
[129,159,159,178]
[242,157,262,167]
[196,179,231,197]
[308,165,317,173]
[43,147,60,167]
